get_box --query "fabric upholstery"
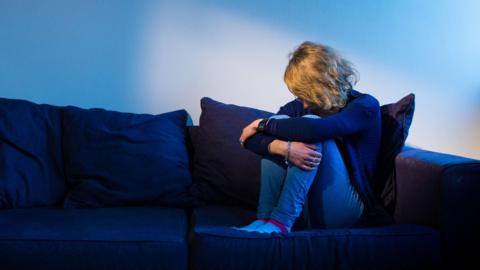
[394,147,479,227]
[189,97,273,209]
[188,125,233,207]
[0,97,65,208]
[190,205,440,270]
[62,106,195,208]
[0,207,188,270]
[1,96,477,270]
[442,164,480,268]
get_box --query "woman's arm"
[263,94,380,142]
[242,98,324,170]
[243,99,304,156]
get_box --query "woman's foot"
[253,219,289,233]
[232,218,268,231]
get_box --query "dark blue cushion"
[0,98,65,208]
[0,207,188,270]
[62,106,195,208]
[191,205,440,270]
[372,93,415,215]
[189,97,273,209]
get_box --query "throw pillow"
[189,97,273,209]
[62,106,196,208]
[372,93,415,215]
[0,98,66,208]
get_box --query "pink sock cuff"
[257,217,269,222]
[268,219,288,233]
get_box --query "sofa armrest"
[393,145,480,267]
[394,145,480,226]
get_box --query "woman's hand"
[269,140,322,171]
[239,119,263,148]
[288,142,323,170]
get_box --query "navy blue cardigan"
[244,89,383,220]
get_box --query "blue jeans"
[256,114,364,230]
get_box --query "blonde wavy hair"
[284,41,359,114]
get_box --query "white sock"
[253,221,282,233]
[232,219,267,231]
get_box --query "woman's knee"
[268,114,290,120]
[302,114,321,119]
[269,114,318,120]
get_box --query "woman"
[234,41,382,234]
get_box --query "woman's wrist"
[268,139,288,157]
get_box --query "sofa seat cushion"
[191,205,440,270]
[0,207,188,270]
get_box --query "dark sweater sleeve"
[243,99,302,155]
[263,94,380,143]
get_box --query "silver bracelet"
[285,141,291,165]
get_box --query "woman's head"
[284,41,358,115]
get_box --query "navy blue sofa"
[0,97,479,270]
[188,141,480,270]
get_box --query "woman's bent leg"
[257,114,289,219]
[268,157,321,232]
[266,114,323,232]
[265,113,364,231]
[257,114,290,219]
[233,114,289,231]
[257,158,287,219]
[307,120,364,228]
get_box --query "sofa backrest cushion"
[62,106,195,208]
[0,98,66,208]
[189,97,273,209]
[371,93,415,215]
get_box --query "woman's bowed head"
[239,41,359,171]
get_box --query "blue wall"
[1,0,479,159]
[0,0,147,111]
